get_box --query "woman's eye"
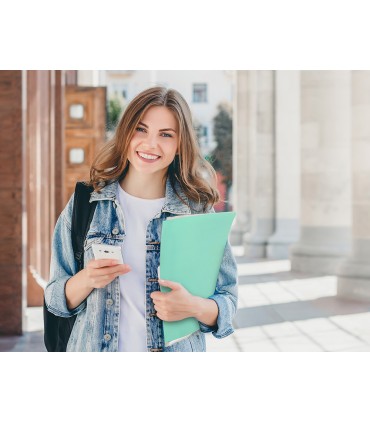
[135,127,172,138]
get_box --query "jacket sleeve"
[44,193,87,318]
[197,207,239,339]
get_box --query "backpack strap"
[71,182,97,271]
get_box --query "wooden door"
[64,86,106,204]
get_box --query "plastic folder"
[158,211,236,346]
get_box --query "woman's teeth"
[138,152,160,160]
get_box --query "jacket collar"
[89,176,192,215]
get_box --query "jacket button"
[106,299,113,306]
[104,333,111,342]
[112,228,119,235]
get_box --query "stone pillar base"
[337,276,370,302]
[244,242,266,258]
[230,213,250,246]
[267,242,292,260]
[230,227,245,246]
[290,242,348,274]
[243,218,274,259]
[290,227,351,274]
[267,219,300,259]
[337,260,370,301]
[243,234,266,258]
[290,252,344,274]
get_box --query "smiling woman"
[44,86,238,352]
[90,86,220,208]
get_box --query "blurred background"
[1,69,370,352]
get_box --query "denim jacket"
[45,177,238,352]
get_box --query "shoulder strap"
[71,182,97,271]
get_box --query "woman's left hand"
[150,279,198,322]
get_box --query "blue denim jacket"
[45,177,238,352]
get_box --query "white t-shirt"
[117,184,166,352]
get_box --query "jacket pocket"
[84,234,105,252]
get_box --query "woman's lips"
[136,151,161,163]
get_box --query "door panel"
[64,86,106,204]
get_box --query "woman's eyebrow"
[138,121,177,133]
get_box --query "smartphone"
[92,243,124,264]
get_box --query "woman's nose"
[144,134,158,148]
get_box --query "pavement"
[2,245,370,352]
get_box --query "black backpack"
[43,182,97,352]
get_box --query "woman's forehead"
[140,106,178,129]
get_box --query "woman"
[45,86,238,352]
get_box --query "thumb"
[158,279,181,290]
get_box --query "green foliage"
[106,97,123,132]
[193,118,205,149]
[211,103,233,187]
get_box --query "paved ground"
[2,246,370,352]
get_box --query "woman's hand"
[150,279,198,322]
[84,259,131,289]
[66,259,131,310]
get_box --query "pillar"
[230,70,252,245]
[337,71,370,300]
[290,71,352,274]
[267,71,301,259]
[244,70,275,258]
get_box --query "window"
[69,103,84,119]
[193,83,207,103]
[69,148,85,164]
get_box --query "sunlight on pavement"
[238,276,337,307]
[237,260,291,276]
[207,256,370,352]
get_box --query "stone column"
[230,70,252,245]
[290,71,352,274]
[337,71,370,300]
[267,71,301,259]
[0,71,24,335]
[244,70,275,258]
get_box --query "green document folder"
[158,211,236,346]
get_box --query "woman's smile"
[136,151,162,163]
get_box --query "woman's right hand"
[84,259,131,289]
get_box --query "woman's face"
[127,106,179,178]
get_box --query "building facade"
[232,70,370,302]
[0,70,77,334]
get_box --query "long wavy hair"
[89,86,220,212]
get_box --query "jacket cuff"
[198,295,235,339]
[45,276,87,318]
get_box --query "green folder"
[158,211,236,346]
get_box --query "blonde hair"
[89,86,220,212]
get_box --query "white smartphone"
[91,244,124,264]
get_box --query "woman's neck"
[120,169,166,199]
